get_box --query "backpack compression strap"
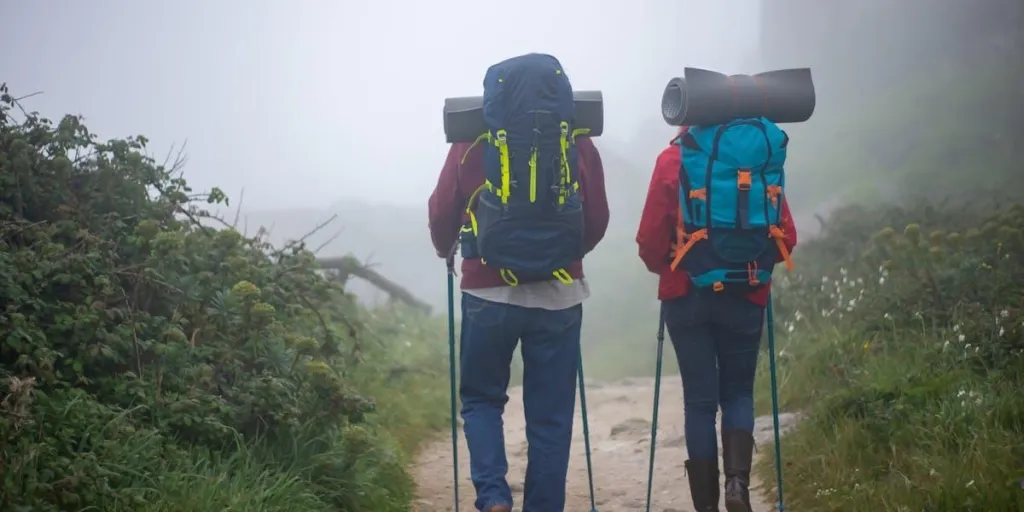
[459,126,588,205]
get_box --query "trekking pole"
[765,291,785,511]
[577,344,599,512]
[445,254,461,512]
[643,303,666,512]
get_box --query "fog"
[2,0,759,208]
[3,0,1020,365]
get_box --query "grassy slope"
[747,64,1024,509]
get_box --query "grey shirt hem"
[462,278,590,311]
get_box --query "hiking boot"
[722,429,755,512]
[685,458,720,511]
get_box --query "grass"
[0,305,450,512]
[754,321,1024,510]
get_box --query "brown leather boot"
[685,458,721,511]
[722,429,755,512]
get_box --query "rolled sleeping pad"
[443,90,604,143]
[661,67,816,127]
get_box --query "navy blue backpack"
[670,118,794,291]
[459,53,587,286]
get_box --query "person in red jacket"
[428,136,609,512]
[635,130,797,512]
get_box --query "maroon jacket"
[428,137,610,289]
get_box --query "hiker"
[428,53,609,512]
[635,126,798,512]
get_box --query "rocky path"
[412,377,798,511]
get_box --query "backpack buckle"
[737,169,752,191]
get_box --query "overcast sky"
[2,0,759,209]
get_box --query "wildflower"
[999,327,1005,337]
[879,276,886,285]
[959,334,966,343]
[787,323,795,333]
[815,487,836,498]
[884,313,893,320]
[943,340,950,351]
[1000,309,1010,318]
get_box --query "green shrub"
[0,85,446,511]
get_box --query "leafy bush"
[753,201,1024,511]
[0,85,447,511]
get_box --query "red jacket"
[635,135,798,306]
[428,137,610,289]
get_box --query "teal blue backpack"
[670,117,794,291]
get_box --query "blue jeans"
[459,292,582,512]
[663,289,765,461]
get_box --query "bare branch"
[232,187,245,228]
[281,214,338,253]
[312,227,345,254]
[13,91,44,102]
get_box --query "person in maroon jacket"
[428,136,609,512]
[635,130,798,512]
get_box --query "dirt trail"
[412,377,798,511]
